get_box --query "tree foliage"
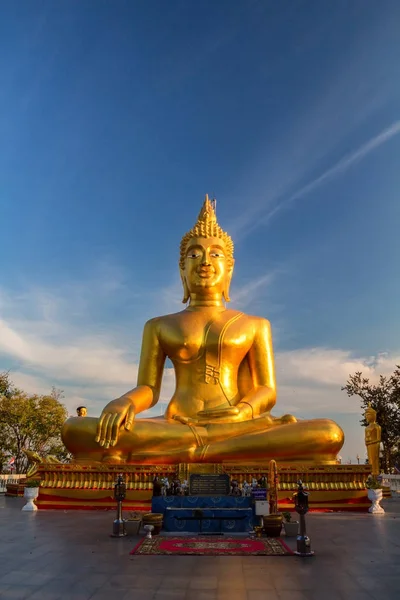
[0,372,69,473]
[0,371,14,398]
[342,366,400,472]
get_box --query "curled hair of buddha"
[179,195,234,271]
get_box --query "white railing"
[381,474,400,494]
[0,474,25,493]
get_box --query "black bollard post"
[111,474,127,537]
[293,480,314,557]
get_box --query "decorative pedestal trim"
[35,462,373,511]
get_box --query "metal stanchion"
[111,474,127,537]
[293,480,314,557]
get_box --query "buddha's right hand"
[95,397,135,448]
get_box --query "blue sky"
[1,1,400,462]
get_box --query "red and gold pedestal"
[35,464,175,511]
[34,462,379,512]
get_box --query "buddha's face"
[365,410,376,424]
[77,407,87,417]
[183,236,233,297]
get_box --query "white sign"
[255,500,269,516]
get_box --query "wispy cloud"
[0,318,137,386]
[226,8,400,241]
[259,120,400,226]
[276,347,398,392]
[233,119,400,239]
[232,272,276,309]
[0,267,141,394]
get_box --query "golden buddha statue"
[62,196,344,465]
[364,404,381,475]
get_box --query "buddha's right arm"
[120,318,167,414]
[95,319,166,447]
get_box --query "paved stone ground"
[0,495,399,600]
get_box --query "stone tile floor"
[0,495,399,600]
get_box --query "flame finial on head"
[179,194,234,270]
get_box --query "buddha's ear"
[180,269,190,304]
[223,258,235,303]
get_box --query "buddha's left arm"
[237,318,277,418]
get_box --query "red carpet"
[130,536,293,556]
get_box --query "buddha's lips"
[198,268,215,277]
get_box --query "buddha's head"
[76,406,87,417]
[179,196,234,303]
[365,404,377,424]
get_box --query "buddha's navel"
[179,348,194,361]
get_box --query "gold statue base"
[35,462,376,511]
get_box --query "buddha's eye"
[188,252,201,259]
[211,252,224,258]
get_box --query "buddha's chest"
[159,312,253,364]
[365,425,379,442]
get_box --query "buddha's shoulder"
[143,310,271,330]
[142,311,186,330]
[240,313,272,331]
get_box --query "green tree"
[342,366,400,472]
[0,371,15,398]
[0,372,15,471]
[0,373,68,473]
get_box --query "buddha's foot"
[272,414,297,424]
[101,453,125,464]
